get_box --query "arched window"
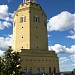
[20,16,26,23]
[42,67,45,73]
[34,16,40,23]
[24,67,27,73]
[53,67,56,73]
[49,67,52,73]
[37,67,40,73]
[29,67,32,73]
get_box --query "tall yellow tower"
[12,0,59,74]
[13,0,48,51]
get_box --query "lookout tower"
[12,0,59,74]
[13,0,48,52]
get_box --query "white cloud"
[58,55,75,71]
[72,64,75,67]
[48,44,75,54]
[0,5,13,30]
[0,35,12,57]
[67,35,75,39]
[49,44,66,53]
[0,5,8,19]
[48,35,51,38]
[47,11,75,31]
[70,30,75,35]
[66,30,75,39]
[66,45,75,54]
[0,35,12,50]
[59,56,73,71]
[0,21,11,30]
[70,54,75,62]
[59,57,69,64]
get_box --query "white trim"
[25,0,36,3]
[21,15,25,22]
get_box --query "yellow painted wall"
[13,2,48,51]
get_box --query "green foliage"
[0,57,2,72]
[1,46,21,75]
[0,56,4,75]
[73,69,75,74]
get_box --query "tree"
[72,69,75,74]
[10,51,21,75]
[2,46,21,75]
[0,57,4,75]
[0,57,2,74]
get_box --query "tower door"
[29,67,32,74]
[37,67,40,73]
[42,67,45,73]
[49,67,52,73]
[54,67,56,73]
[24,67,27,73]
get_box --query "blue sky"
[0,0,75,72]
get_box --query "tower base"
[19,49,59,74]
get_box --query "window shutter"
[24,16,26,22]
[20,17,22,23]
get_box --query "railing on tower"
[23,0,36,3]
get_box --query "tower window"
[49,67,52,73]
[29,67,32,73]
[53,67,56,73]
[42,67,45,73]
[34,16,40,23]
[20,16,26,23]
[24,67,27,73]
[37,67,40,73]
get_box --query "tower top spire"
[23,0,36,3]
